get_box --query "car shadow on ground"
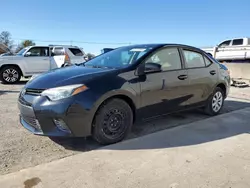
[51,99,250,152]
[0,90,20,96]
[0,80,28,85]
[50,137,99,152]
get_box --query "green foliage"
[86,53,95,60]
[0,31,14,51]
[16,40,36,52]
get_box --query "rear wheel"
[204,87,225,115]
[0,66,21,84]
[92,99,133,145]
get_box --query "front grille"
[22,116,42,131]
[26,88,44,96]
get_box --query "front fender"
[93,87,138,110]
[0,58,26,75]
[85,86,139,127]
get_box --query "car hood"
[25,66,115,89]
[0,55,23,61]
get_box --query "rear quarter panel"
[65,48,85,64]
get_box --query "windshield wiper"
[85,65,111,69]
[75,63,84,66]
[79,63,113,69]
[92,65,104,68]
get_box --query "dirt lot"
[0,80,250,175]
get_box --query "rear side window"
[232,39,243,46]
[183,50,205,68]
[218,40,231,47]
[27,47,49,57]
[53,47,65,56]
[68,48,83,56]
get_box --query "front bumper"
[18,91,95,137]
[20,115,43,135]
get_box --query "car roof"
[119,43,204,53]
[27,45,80,48]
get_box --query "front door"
[24,47,50,74]
[138,47,190,119]
[215,40,231,60]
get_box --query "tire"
[0,66,21,84]
[92,98,133,145]
[204,87,225,116]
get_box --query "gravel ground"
[0,80,250,175]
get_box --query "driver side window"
[145,48,182,71]
[27,47,49,57]
[218,40,231,47]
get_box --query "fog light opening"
[53,119,71,133]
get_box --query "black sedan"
[18,44,230,144]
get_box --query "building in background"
[0,43,8,54]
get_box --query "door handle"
[210,70,216,75]
[178,75,188,80]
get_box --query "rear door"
[67,47,85,64]
[181,48,218,107]
[24,47,50,74]
[51,46,65,68]
[138,47,190,118]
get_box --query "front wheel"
[0,66,21,84]
[92,99,133,145]
[204,87,225,116]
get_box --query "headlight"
[41,84,88,101]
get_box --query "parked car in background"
[202,37,250,61]
[18,44,230,145]
[0,45,86,84]
[101,48,115,53]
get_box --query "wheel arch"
[216,82,227,97]
[90,93,137,133]
[0,64,24,76]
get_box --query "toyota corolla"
[18,44,230,145]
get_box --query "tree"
[16,40,36,52]
[86,53,95,60]
[0,31,14,51]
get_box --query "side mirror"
[24,52,31,57]
[135,62,161,76]
[145,62,162,73]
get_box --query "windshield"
[16,48,28,56]
[84,45,157,68]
